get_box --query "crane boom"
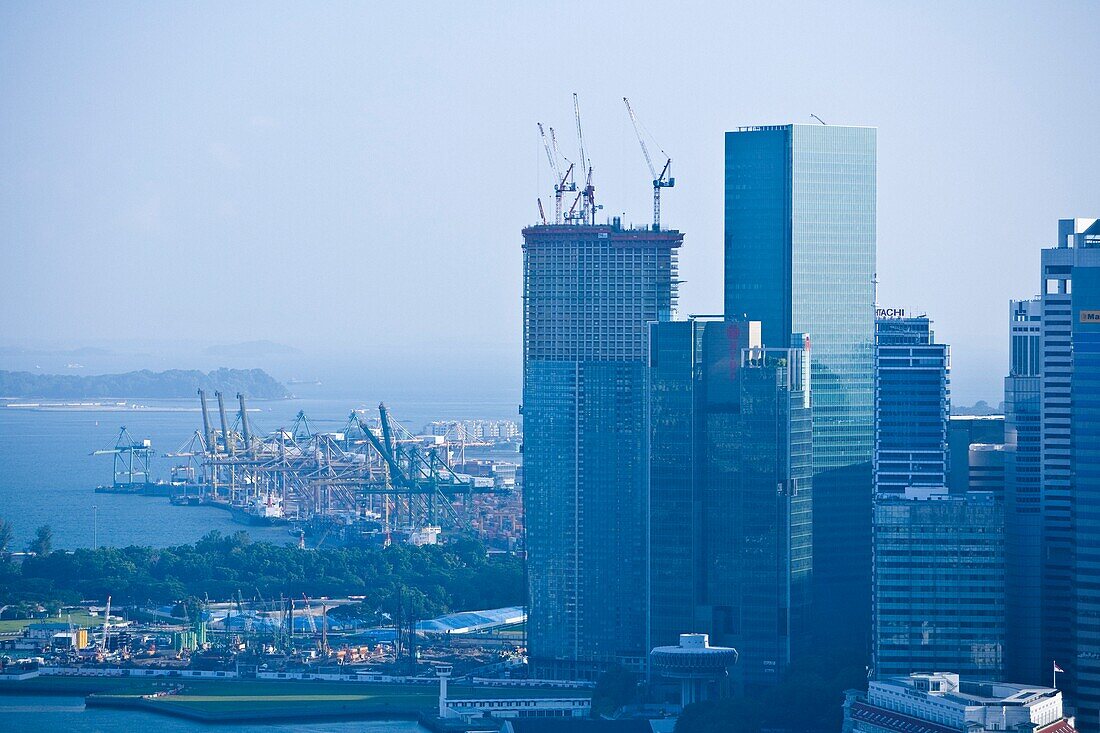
[623,97,657,179]
[537,123,560,182]
[622,96,674,230]
[573,93,587,182]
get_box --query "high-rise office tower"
[873,312,950,496]
[872,487,1006,680]
[1004,298,1042,685]
[648,317,812,693]
[1040,219,1100,702]
[724,123,876,660]
[522,220,683,679]
[1067,223,1100,731]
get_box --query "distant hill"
[0,368,290,400]
[952,400,1006,416]
[204,340,300,357]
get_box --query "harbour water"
[0,391,516,550]
[0,694,427,733]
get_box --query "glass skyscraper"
[874,313,950,496]
[1004,298,1042,685]
[1067,224,1100,731]
[1039,219,1100,704]
[522,221,683,679]
[872,487,1006,681]
[724,124,876,660]
[648,317,812,693]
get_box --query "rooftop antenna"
[810,114,827,126]
[623,97,675,231]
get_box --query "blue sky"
[1,1,1097,403]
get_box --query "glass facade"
[648,318,812,693]
[522,223,682,679]
[872,489,1006,680]
[1072,251,1100,731]
[874,315,950,496]
[1039,220,1100,703]
[725,124,876,660]
[1004,299,1042,685]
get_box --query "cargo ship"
[229,494,288,526]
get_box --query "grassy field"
[0,675,589,722]
[0,610,101,633]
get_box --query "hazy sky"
[1,1,1097,403]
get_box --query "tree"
[0,518,13,557]
[592,665,639,717]
[28,525,52,556]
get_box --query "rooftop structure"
[844,673,1074,733]
[650,634,738,708]
[416,606,525,635]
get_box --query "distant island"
[0,367,290,400]
[203,340,300,357]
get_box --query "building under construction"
[167,390,516,548]
[524,95,683,678]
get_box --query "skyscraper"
[1004,298,1042,685]
[1039,219,1100,700]
[874,312,950,496]
[648,317,812,693]
[724,123,876,660]
[872,487,1006,680]
[1067,225,1100,731]
[522,220,683,679]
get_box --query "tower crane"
[573,93,598,224]
[623,97,675,230]
[537,123,574,224]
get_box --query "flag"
[1054,661,1065,673]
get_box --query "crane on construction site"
[537,123,575,224]
[100,596,111,653]
[572,93,598,224]
[623,96,675,230]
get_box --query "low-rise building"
[844,673,1075,733]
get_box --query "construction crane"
[623,97,675,230]
[572,93,598,224]
[537,123,575,224]
[100,595,112,652]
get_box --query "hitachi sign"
[876,307,906,318]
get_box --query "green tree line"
[0,525,522,618]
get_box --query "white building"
[844,673,1075,733]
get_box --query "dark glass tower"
[1040,219,1100,705]
[724,124,876,661]
[1004,299,1042,685]
[522,222,683,679]
[648,317,812,693]
[872,488,1005,680]
[873,313,950,496]
[1069,230,1100,731]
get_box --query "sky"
[1,1,1097,404]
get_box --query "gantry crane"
[623,96,675,230]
